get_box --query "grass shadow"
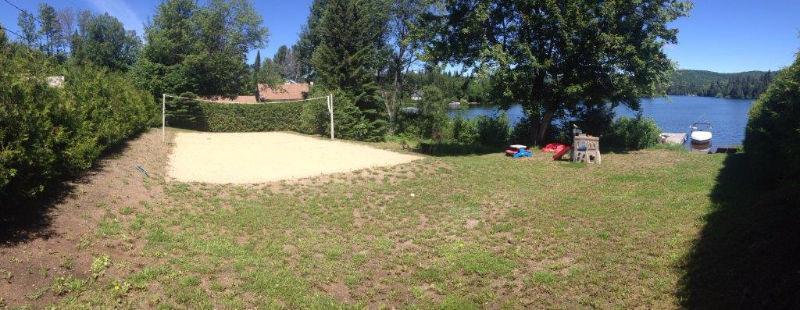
[679,153,800,308]
[0,131,143,246]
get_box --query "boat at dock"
[690,122,713,144]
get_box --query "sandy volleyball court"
[167,132,422,184]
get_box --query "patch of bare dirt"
[0,129,168,307]
[320,281,352,304]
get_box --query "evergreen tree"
[38,3,62,55]
[295,0,329,80]
[258,57,283,85]
[311,0,389,139]
[17,11,38,48]
[666,69,776,99]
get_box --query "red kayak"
[542,143,570,153]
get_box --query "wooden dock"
[660,133,686,144]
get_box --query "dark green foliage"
[602,117,661,152]
[572,105,615,138]
[165,97,331,136]
[258,58,283,87]
[406,70,486,103]
[294,0,330,80]
[71,13,141,71]
[452,117,478,145]
[0,46,155,203]
[132,0,267,98]
[417,85,447,139]
[744,53,800,185]
[311,0,388,141]
[329,94,376,141]
[414,114,510,155]
[474,113,510,147]
[668,70,776,99]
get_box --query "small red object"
[542,143,569,153]
[552,146,571,161]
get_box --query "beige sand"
[167,132,422,184]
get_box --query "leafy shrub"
[602,116,660,151]
[744,54,800,185]
[452,117,478,145]
[475,113,510,147]
[0,46,154,203]
[572,104,615,138]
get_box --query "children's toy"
[505,145,532,158]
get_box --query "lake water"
[448,96,754,147]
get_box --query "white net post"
[162,93,166,143]
[327,94,335,140]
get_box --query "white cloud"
[85,0,144,34]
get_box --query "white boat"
[690,122,712,144]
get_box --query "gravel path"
[167,132,422,184]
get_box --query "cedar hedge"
[744,52,800,185]
[165,96,330,135]
[0,46,155,203]
[165,91,384,141]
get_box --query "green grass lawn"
[54,147,725,308]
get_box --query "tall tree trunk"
[535,110,555,146]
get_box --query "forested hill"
[667,69,776,99]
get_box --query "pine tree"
[311,0,388,139]
[38,3,61,55]
[295,0,330,80]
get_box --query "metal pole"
[162,94,166,143]
[328,94,335,140]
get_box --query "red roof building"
[258,83,310,101]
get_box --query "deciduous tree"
[384,0,429,131]
[428,0,691,144]
[72,13,141,71]
[132,0,268,97]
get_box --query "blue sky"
[1,0,798,73]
